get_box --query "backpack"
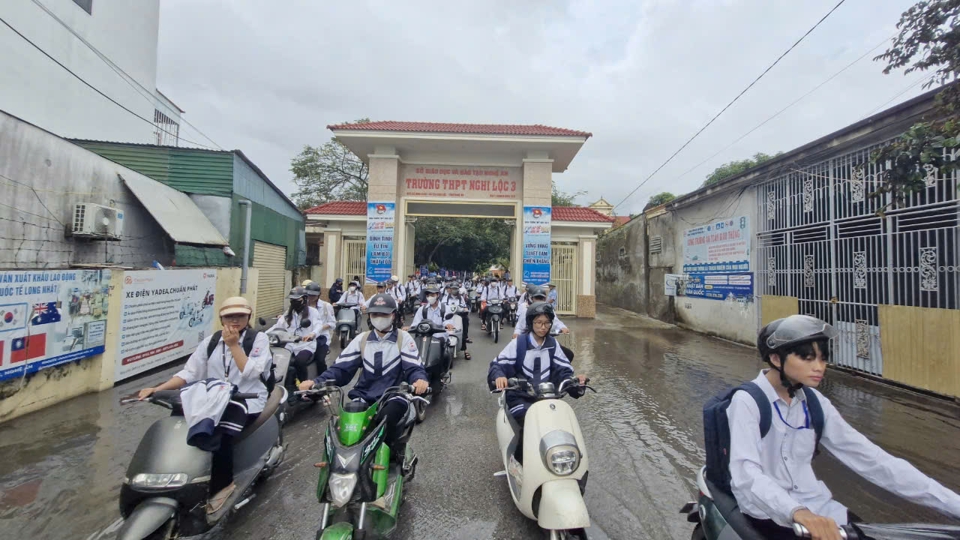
[703,383,824,495]
[206,330,275,394]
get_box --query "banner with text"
[681,273,754,301]
[400,165,522,200]
[0,269,111,382]
[366,202,395,285]
[116,269,217,381]
[522,206,552,285]
[682,215,751,274]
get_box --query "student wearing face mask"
[335,280,366,328]
[267,286,323,403]
[480,277,504,331]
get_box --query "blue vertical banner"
[365,202,395,285]
[522,206,551,285]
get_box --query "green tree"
[702,152,780,187]
[290,119,370,209]
[871,0,960,211]
[644,191,677,210]
[413,217,512,270]
[552,182,585,206]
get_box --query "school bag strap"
[358,331,371,357]
[802,386,826,450]
[205,329,259,359]
[741,382,772,437]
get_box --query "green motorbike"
[296,381,430,540]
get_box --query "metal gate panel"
[253,241,286,319]
[551,244,577,315]
[342,240,366,283]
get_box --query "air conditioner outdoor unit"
[73,203,124,239]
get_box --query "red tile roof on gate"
[305,202,614,223]
[327,121,592,138]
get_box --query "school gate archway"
[303,122,613,317]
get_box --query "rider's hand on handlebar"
[138,387,156,400]
[576,374,588,385]
[793,509,841,540]
[298,379,316,391]
[495,377,509,390]
[412,379,429,395]
[560,328,571,334]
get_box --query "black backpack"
[206,330,275,394]
[703,382,824,495]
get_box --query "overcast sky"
[156,0,930,215]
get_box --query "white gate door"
[551,244,578,315]
[342,240,366,283]
[253,241,286,319]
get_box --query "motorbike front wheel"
[415,399,427,424]
[690,524,704,540]
[544,530,589,540]
[340,330,348,349]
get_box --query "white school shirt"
[336,289,365,308]
[268,307,322,354]
[410,303,450,333]
[315,301,337,341]
[503,284,519,298]
[728,370,960,527]
[481,285,504,302]
[176,331,272,413]
[389,284,406,303]
[514,302,568,335]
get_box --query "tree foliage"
[552,182,585,206]
[870,0,960,211]
[290,119,370,209]
[702,152,780,187]
[413,217,512,272]
[644,191,677,210]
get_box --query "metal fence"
[756,144,959,375]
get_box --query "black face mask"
[290,300,304,311]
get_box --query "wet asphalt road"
[2,306,960,540]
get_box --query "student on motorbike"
[137,297,270,511]
[503,277,519,299]
[298,294,428,463]
[487,302,587,463]
[407,284,454,336]
[305,282,336,373]
[728,315,960,540]
[328,278,344,304]
[513,287,569,338]
[388,276,406,305]
[268,286,324,404]
[406,274,421,299]
[480,276,504,331]
[335,280,365,327]
[441,282,472,360]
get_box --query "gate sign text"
[400,165,522,200]
[683,215,751,274]
[366,201,395,284]
[522,206,551,285]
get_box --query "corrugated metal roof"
[121,173,229,246]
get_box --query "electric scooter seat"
[343,400,368,413]
[236,386,284,442]
[702,470,766,540]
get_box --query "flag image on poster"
[522,206,551,285]
[365,202,395,285]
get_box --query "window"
[649,235,663,255]
[153,109,180,146]
[72,0,93,14]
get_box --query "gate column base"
[576,295,596,318]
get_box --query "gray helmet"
[764,315,838,352]
[288,286,308,300]
[305,282,321,296]
[335,278,343,284]
[424,284,441,295]
[757,318,785,361]
[525,302,555,332]
[366,293,397,315]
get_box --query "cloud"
[157,0,927,214]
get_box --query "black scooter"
[261,317,325,421]
[486,299,504,343]
[117,387,285,539]
[408,319,450,423]
[680,466,960,539]
[334,304,360,349]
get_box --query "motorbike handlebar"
[792,524,852,539]
[234,392,259,400]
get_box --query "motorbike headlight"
[328,472,358,507]
[130,473,189,489]
[544,445,580,476]
[269,334,280,346]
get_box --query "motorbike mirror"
[258,317,266,326]
[301,319,312,328]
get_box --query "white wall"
[0,0,167,143]
[672,189,759,344]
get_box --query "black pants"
[459,312,470,349]
[312,336,329,373]
[211,412,259,494]
[286,349,315,400]
[560,344,575,363]
[374,398,410,461]
[745,511,861,539]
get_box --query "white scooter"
[493,376,596,540]
[444,302,465,360]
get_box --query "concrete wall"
[597,218,648,314]
[0,267,257,423]
[0,1,171,144]
[0,110,172,269]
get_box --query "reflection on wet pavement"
[1,306,958,539]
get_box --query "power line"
[0,15,217,150]
[613,0,848,211]
[28,0,223,150]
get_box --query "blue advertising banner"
[681,273,754,301]
[522,206,551,285]
[682,215,751,274]
[0,269,111,382]
[365,202,395,284]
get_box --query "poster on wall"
[683,215,751,274]
[664,273,684,296]
[116,269,217,381]
[0,269,111,382]
[365,202,395,285]
[522,206,551,285]
[682,273,754,301]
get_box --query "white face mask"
[370,316,393,332]
[427,295,438,305]
[349,286,357,292]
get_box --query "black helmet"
[376,282,387,289]
[366,294,397,315]
[288,286,308,300]
[335,278,343,284]
[525,282,537,294]
[305,282,322,296]
[348,280,360,288]
[424,284,441,295]
[525,302,555,332]
[530,286,547,301]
